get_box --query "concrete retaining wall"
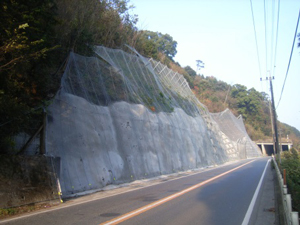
[46,92,230,197]
[0,155,60,208]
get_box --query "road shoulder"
[249,158,277,225]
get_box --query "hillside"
[190,74,300,148]
[168,62,300,148]
[1,0,299,153]
[42,46,262,196]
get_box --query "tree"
[135,30,177,60]
[54,0,138,54]
[281,149,300,212]
[0,0,140,153]
[231,84,247,98]
[0,0,58,70]
[0,0,59,152]
[157,33,177,59]
[184,66,197,77]
[196,60,204,73]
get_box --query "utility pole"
[268,100,276,154]
[278,128,283,157]
[268,76,281,163]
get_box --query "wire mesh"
[46,46,261,196]
[211,109,262,158]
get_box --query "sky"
[129,0,300,132]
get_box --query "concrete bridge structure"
[256,138,293,156]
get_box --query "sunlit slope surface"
[46,47,260,196]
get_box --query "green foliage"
[190,74,281,140]
[135,30,177,60]
[228,84,272,139]
[54,0,138,55]
[189,73,300,144]
[0,0,58,70]
[279,122,300,149]
[184,66,197,77]
[0,0,59,153]
[280,148,300,212]
[231,86,262,117]
[0,204,42,218]
[0,0,139,153]
[0,208,16,216]
[1,0,298,154]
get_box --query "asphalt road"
[1,157,271,225]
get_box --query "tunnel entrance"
[282,145,289,151]
[257,144,275,156]
[257,142,292,156]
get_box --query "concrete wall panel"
[47,93,232,196]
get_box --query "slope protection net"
[46,46,260,196]
[211,109,261,158]
[62,46,208,117]
[58,45,261,158]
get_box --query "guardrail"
[272,156,299,225]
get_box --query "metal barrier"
[272,156,299,225]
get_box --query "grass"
[0,203,55,219]
[278,148,300,212]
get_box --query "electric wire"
[249,0,263,83]
[264,0,269,74]
[272,0,280,79]
[276,8,300,109]
[270,0,275,76]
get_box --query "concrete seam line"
[100,160,256,225]
[241,159,270,225]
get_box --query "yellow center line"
[100,160,255,225]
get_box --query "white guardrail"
[272,156,299,225]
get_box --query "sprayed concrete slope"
[46,92,232,196]
[45,47,261,197]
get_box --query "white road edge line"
[101,160,256,225]
[241,159,270,225]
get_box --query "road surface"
[1,157,272,225]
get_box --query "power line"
[270,0,275,75]
[249,0,262,81]
[264,0,269,73]
[272,0,280,78]
[276,8,300,109]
